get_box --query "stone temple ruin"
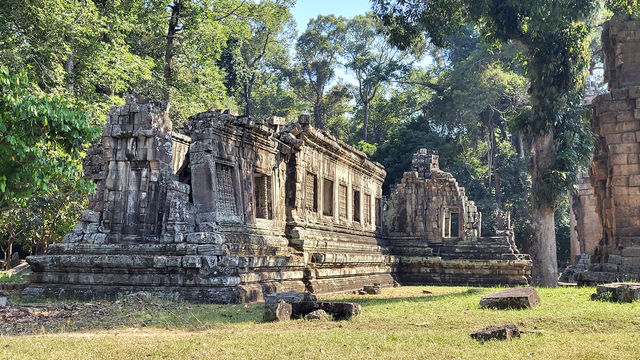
[24,96,531,302]
[572,18,640,285]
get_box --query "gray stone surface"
[0,293,10,307]
[264,291,317,306]
[363,284,381,295]
[479,288,540,309]
[263,300,292,322]
[304,309,330,321]
[592,282,640,302]
[291,301,362,321]
[471,325,520,341]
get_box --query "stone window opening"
[254,172,272,220]
[363,194,371,224]
[323,178,334,216]
[375,198,382,228]
[339,184,348,219]
[306,172,318,212]
[443,209,460,238]
[353,190,361,222]
[215,162,237,216]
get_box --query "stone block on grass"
[471,325,520,341]
[479,287,540,309]
[263,300,292,322]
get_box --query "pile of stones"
[263,291,362,322]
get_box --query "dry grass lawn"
[1,286,639,359]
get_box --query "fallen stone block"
[592,282,640,302]
[304,309,330,321]
[291,301,362,321]
[264,291,317,306]
[479,287,540,309]
[471,325,520,341]
[263,300,292,322]
[363,284,381,295]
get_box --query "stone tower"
[577,17,640,284]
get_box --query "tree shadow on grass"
[332,288,486,308]
[2,292,265,336]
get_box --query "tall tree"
[374,0,597,286]
[219,0,296,116]
[342,13,408,141]
[289,15,347,129]
[0,0,155,123]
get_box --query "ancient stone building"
[24,95,531,302]
[576,18,640,284]
[386,150,531,286]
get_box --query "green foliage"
[288,15,349,129]
[342,13,411,141]
[374,0,596,208]
[0,0,155,123]
[555,197,572,268]
[218,0,296,116]
[356,141,377,157]
[0,67,98,206]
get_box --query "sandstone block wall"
[569,173,603,263]
[577,18,640,284]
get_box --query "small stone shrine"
[24,95,531,302]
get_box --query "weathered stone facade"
[24,95,531,302]
[576,18,640,285]
[386,150,531,286]
[569,174,603,261]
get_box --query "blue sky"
[291,0,373,33]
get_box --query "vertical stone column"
[99,96,174,242]
[587,18,640,280]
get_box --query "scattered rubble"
[362,284,381,295]
[262,291,361,322]
[263,300,292,322]
[264,291,317,307]
[304,309,330,321]
[471,325,520,341]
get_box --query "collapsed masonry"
[575,18,640,285]
[24,96,531,302]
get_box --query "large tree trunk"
[529,131,558,287]
[164,0,182,101]
[362,100,369,141]
[313,103,324,129]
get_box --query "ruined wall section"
[279,116,393,294]
[24,98,307,302]
[577,18,640,285]
[385,149,531,286]
[570,174,603,261]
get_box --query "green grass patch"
[1,286,639,359]
[0,270,29,283]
